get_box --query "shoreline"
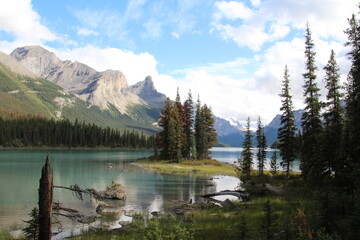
[133,158,238,176]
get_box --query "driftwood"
[200,190,249,200]
[52,202,79,213]
[53,185,103,200]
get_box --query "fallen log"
[200,190,249,200]
[52,202,79,213]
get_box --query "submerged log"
[39,154,53,240]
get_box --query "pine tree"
[322,50,344,179]
[201,104,218,158]
[343,10,360,192]
[256,116,267,175]
[260,199,277,240]
[156,98,173,160]
[278,65,297,178]
[23,207,39,240]
[167,105,183,161]
[183,90,195,159]
[270,150,278,176]
[301,24,323,184]
[240,117,253,177]
[195,96,205,159]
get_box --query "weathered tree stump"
[38,154,53,240]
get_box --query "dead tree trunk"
[39,154,53,240]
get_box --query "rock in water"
[98,184,126,200]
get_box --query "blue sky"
[0,0,357,125]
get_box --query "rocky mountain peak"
[0,51,37,78]
[130,76,166,109]
[10,46,62,77]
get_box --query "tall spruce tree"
[278,65,297,178]
[322,50,344,179]
[183,90,194,159]
[167,105,183,161]
[195,96,205,159]
[344,10,360,192]
[202,104,217,158]
[256,116,267,175]
[156,98,173,160]
[240,117,253,177]
[301,24,324,184]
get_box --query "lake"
[0,147,298,233]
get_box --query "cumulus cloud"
[212,0,357,50]
[56,45,158,85]
[0,0,58,53]
[214,1,254,21]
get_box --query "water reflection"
[210,147,300,172]
[0,149,240,230]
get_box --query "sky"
[0,0,357,126]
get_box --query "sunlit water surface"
[0,147,295,235]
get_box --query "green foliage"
[0,63,160,135]
[23,207,39,240]
[256,116,267,175]
[278,66,297,178]
[0,229,14,240]
[156,92,217,161]
[143,218,193,240]
[322,50,344,180]
[260,199,278,240]
[270,151,278,176]
[0,115,155,148]
[300,24,324,185]
[240,117,253,177]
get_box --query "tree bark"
[39,154,53,240]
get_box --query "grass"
[136,158,238,176]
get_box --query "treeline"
[155,90,217,161]
[238,8,360,239]
[0,116,154,148]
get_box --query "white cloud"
[0,0,58,53]
[56,45,158,85]
[77,28,98,36]
[214,1,254,21]
[212,0,358,50]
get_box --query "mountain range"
[0,45,301,145]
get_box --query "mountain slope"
[10,46,147,115]
[0,55,159,133]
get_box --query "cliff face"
[130,76,166,109]
[10,46,146,114]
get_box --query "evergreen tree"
[195,96,205,159]
[260,199,277,240]
[183,90,195,159]
[167,105,183,161]
[343,10,360,192]
[23,207,39,240]
[201,104,218,158]
[322,50,344,179]
[240,117,253,177]
[256,116,267,175]
[270,150,278,176]
[156,98,173,160]
[278,65,297,178]
[301,24,323,184]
